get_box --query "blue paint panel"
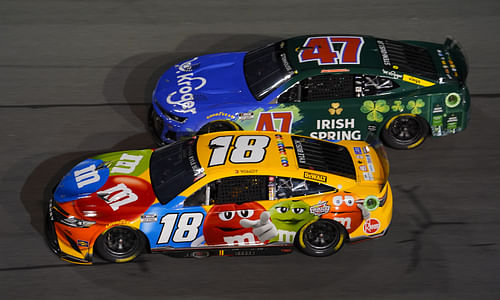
[53,159,109,203]
[141,201,207,249]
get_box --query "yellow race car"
[47,131,392,264]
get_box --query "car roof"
[284,34,384,72]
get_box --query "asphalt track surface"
[1,0,499,299]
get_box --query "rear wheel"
[381,114,429,150]
[95,226,145,263]
[296,219,346,257]
[197,121,239,135]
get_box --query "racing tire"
[381,114,429,150]
[95,226,145,263]
[148,106,166,146]
[296,219,347,257]
[197,121,240,135]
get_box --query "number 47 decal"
[299,36,364,65]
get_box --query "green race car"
[151,35,469,149]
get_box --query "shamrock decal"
[391,100,404,112]
[328,102,343,115]
[360,100,390,122]
[406,99,425,114]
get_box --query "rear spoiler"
[444,37,468,86]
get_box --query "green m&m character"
[269,200,317,243]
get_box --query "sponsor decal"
[433,104,444,114]
[105,219,131,229]
[141,214,158,223]
[356,155,364,160]
[110,153,143,174]
[368,163,375,173]
[334,217,352,230]
[365,154,372,164]
[377,40,391,66]
[446,114,458,130]
[236,112,254,121]
[310,118,361,140]
[309,201,330,216]
[177,57,199,72]
[402,74,435,87]
[74,164,100,189]
[363,218,381,234]
[77,240,89,247]
[362,172,374,181]
[353,147,362,155]
[328,102,343,115]
[275,134,289,167]
[382,69,403,79]
[293,139,306,164]
[359,165,367,171]
[206,112,236,120]
[304,172,327,183]
[280,53,292,72]
[97,183,138,211]
[166,68,207,114]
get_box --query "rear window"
[377,39,438,80]
[291,136,356,179]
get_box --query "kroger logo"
[166,68,207,114]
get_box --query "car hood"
[53,150,157,223]
[153,52,258,117]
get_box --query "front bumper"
[46,199,93,265]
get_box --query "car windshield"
[244,41,295,101]
[150,137,205,204]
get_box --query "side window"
[278,74,355,103]
[184,176,269,207]
[355,75,399,97]
[274,177,336,199]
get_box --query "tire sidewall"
[381,114,429,150]
[95,226,145,263]
[296,219,346,257]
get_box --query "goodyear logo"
[402,74,435,87]
[304,172,327,183]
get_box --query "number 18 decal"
[208,135,270,167]
[298,36,364,65]
[158,212,204,244]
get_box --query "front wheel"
[197,121,239,135]
[296,219,346,257]
[381,114,429,150]
[95,226,145,263]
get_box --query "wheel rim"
[389,116,422,145]
[103,227,139,257]
[304,221,339,250]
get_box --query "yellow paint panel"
[402,74,435,87]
